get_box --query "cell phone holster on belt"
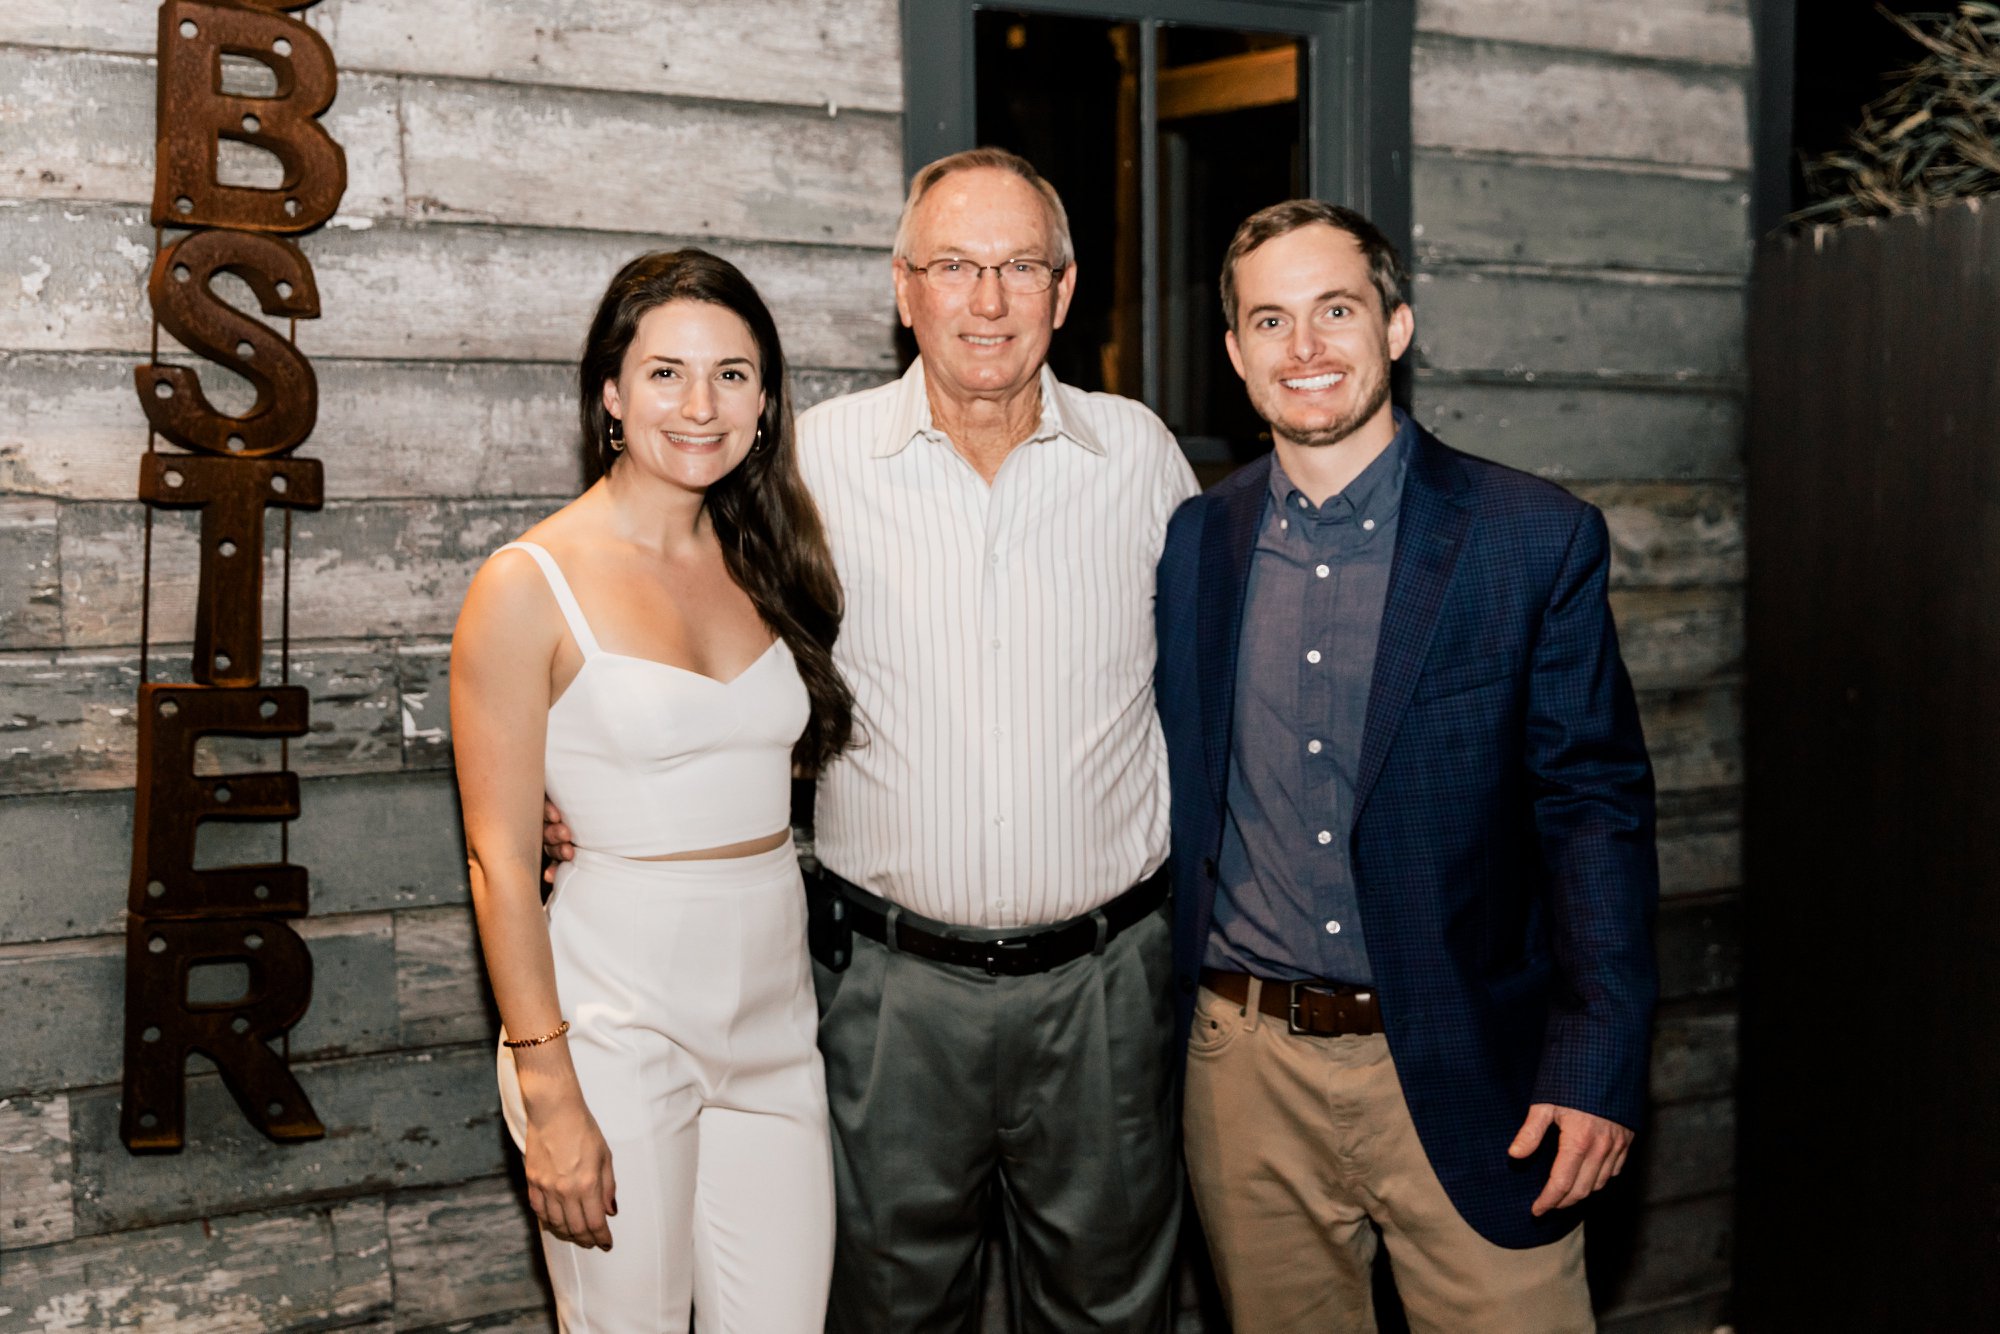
[804,869,853,972]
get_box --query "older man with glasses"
[798,147,1197,1331]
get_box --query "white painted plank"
[0,641,405,795]
[395,905,494,1048]
[0,1092,74,1250]
[0,351,887,502]
[1417,0,1754,68]
[0,771,470,946]
[0,0,903,113]
[1412,150,1750,275]
[387,1176,551,1329]
[1578,482,1746,587]
[0,496,63,648]
[0,1195,393,1331]
[399,77,900,246]
[66,1045,508,1235]
[1415,268,1745,380]
[57,498,558,648]
[1414,36,1751,170]
[1415,379,1743,481]
[0,49,405,219]
[0,203,897,370]
[1,49,899,246]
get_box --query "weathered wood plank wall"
[0,1,1745,1329]
[1412,2,1749,1328]
[1,2,899,1327]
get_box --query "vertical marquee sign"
[122,0,347,1152]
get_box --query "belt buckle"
[981,936,1034,977]
[1288,982,1340,1035]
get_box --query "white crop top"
[495,542,810,857]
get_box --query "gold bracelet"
[502,1020,570,1049]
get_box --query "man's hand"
[1507,1103,1634,1217]
[541,798,575,885]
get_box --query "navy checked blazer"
[1155,424,1660,1250]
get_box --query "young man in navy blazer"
[1154,200,1659,1331]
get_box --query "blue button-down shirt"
[1205,412,1413,983]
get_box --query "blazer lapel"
[1196,458,1270,801]
[1355,431,1472,816]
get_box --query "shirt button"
[1315,563,1330,579]
[1363,519,1376,531]
[991,639,1002,650]
[1317,830,1333,846]
[1307,739,1323,755]
[1280,519,1289,531]
[990,552,1001,564]
[1325,920,1342,934]
[1306,649,1321,664]
[1297,496,1309,510]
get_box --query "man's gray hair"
[890,147,1076,270]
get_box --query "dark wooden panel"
[1742,199,2000,1324]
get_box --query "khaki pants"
[1182,983,1593,1334]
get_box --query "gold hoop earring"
[607,418,626,452]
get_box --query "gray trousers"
[812,896,1180,1334]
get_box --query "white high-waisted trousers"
[498,843,833,1333]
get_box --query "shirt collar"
[1268,408,1413,520]
[874,357,1107,459]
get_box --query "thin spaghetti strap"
[495,541,602,658]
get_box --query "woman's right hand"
[518,1065,618,1250]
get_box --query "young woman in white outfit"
[450,250,852,1333]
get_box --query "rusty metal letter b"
[154,0,348,233]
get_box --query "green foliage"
[1798,3,2000,222]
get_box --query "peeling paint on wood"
[0,642,404,795]
[1635,1096,1735,1203]
[0,1196,392,1332]
[0,772,468,946]
[1650,1009,1738,1103]
[400,80,900,246]
[1415,379,1742,481]
[0,203,898,371]
[1657,896,1741,1000]
[1611,586,1742,691]
[57,499,559,649]
[0,49,404,218]
[0,1,903,114]
[396,905,494,1048]
[0,650,141,794]
[1654,790,1742,898]
[0,496,62,648]
[1415,268,1745,381]
[1636,685,1742,794]
[1416,0,1754,68]
[1593,1193,1734,1309]
[396,639,453,770]
[67,1045,506,1235]
[1414,151,1749,276]
[1414,36,1750,170]
[1582,483,1745,588]
[0,913,401,1097]
[0,1092,74,1250]
[0,355,888,503]
[386,1176,550,1328]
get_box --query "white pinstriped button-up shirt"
[798,359,1199,927]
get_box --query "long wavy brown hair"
[578,249,854,773]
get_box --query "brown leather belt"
[819,868,1169,977]
[1200,968,1383,1036]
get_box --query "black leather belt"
[812,868,1169,977]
